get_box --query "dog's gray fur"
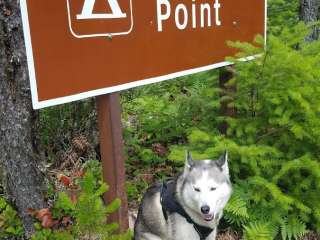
[134,152,232,240]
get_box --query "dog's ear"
[184,150,194,172]
[216,151,229,175]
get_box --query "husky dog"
[134,151,232,240]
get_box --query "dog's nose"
[201,205,210,214]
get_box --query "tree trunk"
[300,0,319,41]
[0,0,46,237]
[219,67,236,135]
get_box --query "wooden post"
[96,93,129,232]
[219,66,236,135]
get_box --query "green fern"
[244,221,277,240]
[280,217,308,240]
[224,188,249,227]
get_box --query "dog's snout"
[201,205,210,214]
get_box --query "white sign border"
[20,0,267,110]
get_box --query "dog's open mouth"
[203,213,214,221]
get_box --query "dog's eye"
[194,187,201,192]
[210,187,217,191]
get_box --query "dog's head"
[179,151,232,222]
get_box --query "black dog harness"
[160,180,214,240]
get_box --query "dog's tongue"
[203,213,214,221]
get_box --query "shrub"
[0,197,24,238]
[31,160,132,240]
[168,24,320,239]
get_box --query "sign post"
[96,93,128,231]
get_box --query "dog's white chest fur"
[167,214,217,240]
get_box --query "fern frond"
[224,189,249,226]
[244,221,277,240]
[280,217,308,240]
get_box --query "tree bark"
[300,0,320,41]
[0,0,46,237]
[219,67,236,135]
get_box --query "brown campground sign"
[20,0,266,109]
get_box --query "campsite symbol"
[77,0,127,20]
[67,0,133,38]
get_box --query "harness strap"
[160,180,214,240]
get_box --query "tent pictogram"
[77,0,127,19]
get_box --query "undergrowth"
[0,197,24,238]
[168,24,320,239]
[30,160,132,240]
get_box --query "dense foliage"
[169,24,320,239]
